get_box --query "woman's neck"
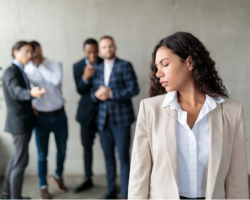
[177,84,206,107]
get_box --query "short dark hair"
[30,41,41,51]
[12,41,32,58]
[100,35,115,43]
[83,38,98,48]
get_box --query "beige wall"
[0,0,250,175]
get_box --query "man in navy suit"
[91,36,139,199]
[73,38,103,193]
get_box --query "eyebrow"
[155,58,170,66]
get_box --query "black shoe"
[73,177,93,193]
[100,191,117,199]
[1,194,10,199]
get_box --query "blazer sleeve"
[90,74,99,103]
[3,68,31,101]
[73,63,92,95]
[128,100,152,199]
[225,102,249,199]
[111,62,139,100]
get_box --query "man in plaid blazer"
[91,36,139,199]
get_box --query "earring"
[190,68,193,71]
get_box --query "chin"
[107,55,115,59]
[165,87,174,93]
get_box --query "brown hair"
[100,35,115,43]
[149,32,229,99]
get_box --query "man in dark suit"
[1,41,46,199]
[91,36,140,199]
[73,38,103,193]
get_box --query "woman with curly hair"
[128,32,248,199]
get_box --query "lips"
[160,81,168,87]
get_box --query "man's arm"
[73,63,93,95]
[38,61,62,86]
[111,62,140,100]
[3,68,31,101]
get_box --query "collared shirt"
[13,59,30,89]
[24,58,65,112]
[104,58,115,87]
[162,91,225,198]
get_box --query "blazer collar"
[162,103,224,198]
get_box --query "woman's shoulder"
[221,97,243,116]
[222,97,242,107]
[140,94,166,110]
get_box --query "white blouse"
[162,91,225,198]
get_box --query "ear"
[186,56,193,71]
[13,49,19,58]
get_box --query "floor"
[0,176,250,199]
[0,175,122,199]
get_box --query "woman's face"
[155,46,193,92]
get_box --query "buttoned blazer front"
[128,94,249,199]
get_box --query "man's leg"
[80,124,95,178]
[99,124,117,194]
[35,114,51,188]
[51,110,68,193]
[2,152,15,196]
[73,124,96,193]
[111,124,131,198]
[10,133,32,199]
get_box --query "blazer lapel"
[162,106,179,190]
[99,62,105,86]
[206,103,224,198]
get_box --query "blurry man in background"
[73,38,103,193]
[24,41,68,199]
[1,41,45,199]
[91,36,139,199]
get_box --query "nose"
[156,66,163,78]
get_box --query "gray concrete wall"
[0,0,250,176]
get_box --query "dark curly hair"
[149,32,229,99]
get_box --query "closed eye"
[164,64,169,67]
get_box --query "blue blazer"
[73,57,103,127]
[91,58,140,130]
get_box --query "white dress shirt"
[162,91,224,198]
[104,59,115,87]
[24,58,65,112]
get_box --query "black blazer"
[73,57,103,127]
[2,64,36,134]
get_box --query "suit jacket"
[128,94,249,199]
[2,64,36,134]
[73,57,103,127]
[91,58,140,130]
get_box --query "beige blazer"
[128,94,249,199]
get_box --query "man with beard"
[91,36,140,199]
